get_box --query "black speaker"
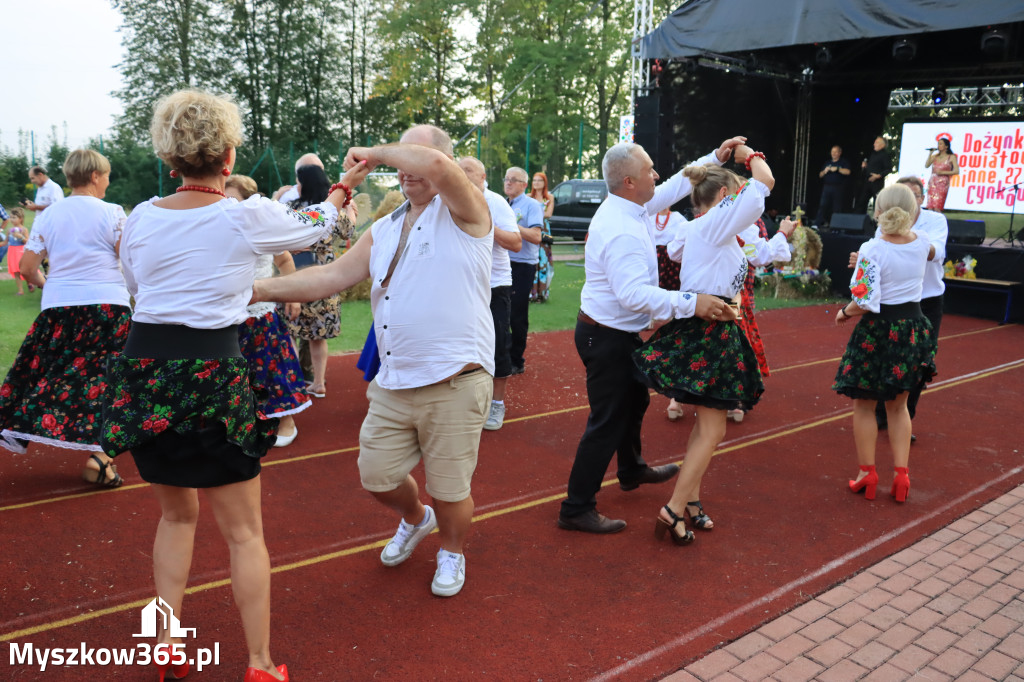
[830,213,872,235]
[947,219,986,245]
[633,92,674,179]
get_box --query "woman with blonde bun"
[635,144,774,546]
[833,183,937,504]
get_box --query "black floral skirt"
[656,245,681,291]
[0,304,131,452]
[102,352,277,488]
[832,314,937,401]
[633,317,765,411]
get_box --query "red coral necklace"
[176,185,226,198]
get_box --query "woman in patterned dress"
[529,172,555,302]
[0,149,130,488]
[634,145,773,546]
[285,165,356,397]
[833,183,937,503]
[225,175,309,448]
[103,89,369,682]
[924,137,959,212]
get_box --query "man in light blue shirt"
[504,166,544,374]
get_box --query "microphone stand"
[994,183,1021,247]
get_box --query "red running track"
[1,305,1022,681]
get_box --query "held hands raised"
[716,136,748,163]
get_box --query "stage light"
[932,86,947,105]
[981,29,1008,58]
[815,46,832,67]
[892,38,917,62]
[854,97,861,103]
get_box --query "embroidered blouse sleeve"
[665,223,691,262]
[25,217,47,254]
[850,240,882,313]
[239,196,338,255]
[107,203,128,248]
[740,225,791,266]
[700,179,770,247]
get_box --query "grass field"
[0,261,843,371]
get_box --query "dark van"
[548,179,608,240]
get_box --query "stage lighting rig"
[931,86,947,105]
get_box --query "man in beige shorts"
[254,125,494,597]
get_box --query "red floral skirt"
[0,304,131,452]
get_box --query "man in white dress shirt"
[23,167,64,214]
[459,157,523,431]
[557,137,745,534]
[254,125,493,597]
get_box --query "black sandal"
[81,454,123,488]
[686,500,714,531]
[654,505,695,545]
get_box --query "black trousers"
[816,185,846,227]
[509,261,535,369]
[877,294,943,424]
[560,320,650,518]
[855,178,885,213]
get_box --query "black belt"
[125,322,242,359]
[869,301,923,321]
[578,310,612,329]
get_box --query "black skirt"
[103,323,276,488]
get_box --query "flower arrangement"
[943,255,977,279]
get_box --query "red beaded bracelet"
[329,182,353,207]
[744,151,767,171]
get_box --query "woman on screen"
[924,137,959,212]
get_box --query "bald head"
[295,153,323,173]
[458,157,486,191]
[401,124,454,158]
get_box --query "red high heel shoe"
[848,465,878,500]
[244,664,289,682]
[154,644,190,681]
[892,467,910,502]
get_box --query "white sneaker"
[431,549,466,597]
[483,402,505,431]
[380,506,437,567]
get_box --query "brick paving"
[665,483,1024,681]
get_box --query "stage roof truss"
[888,85,1024,109]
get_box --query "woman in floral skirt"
[833,183,937,503]
[0,149,130,488]
[103,89,369,682]
[634,144,773,546]
[285,165,356,398]
[225,175,310,448]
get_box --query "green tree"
[111,0,227,142]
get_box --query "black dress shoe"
[618,464,680,491]
[910,434,917,444]
[557,509,626,534]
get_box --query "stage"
[820,232,1024,323]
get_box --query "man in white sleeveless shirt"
[254,125,494,597]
